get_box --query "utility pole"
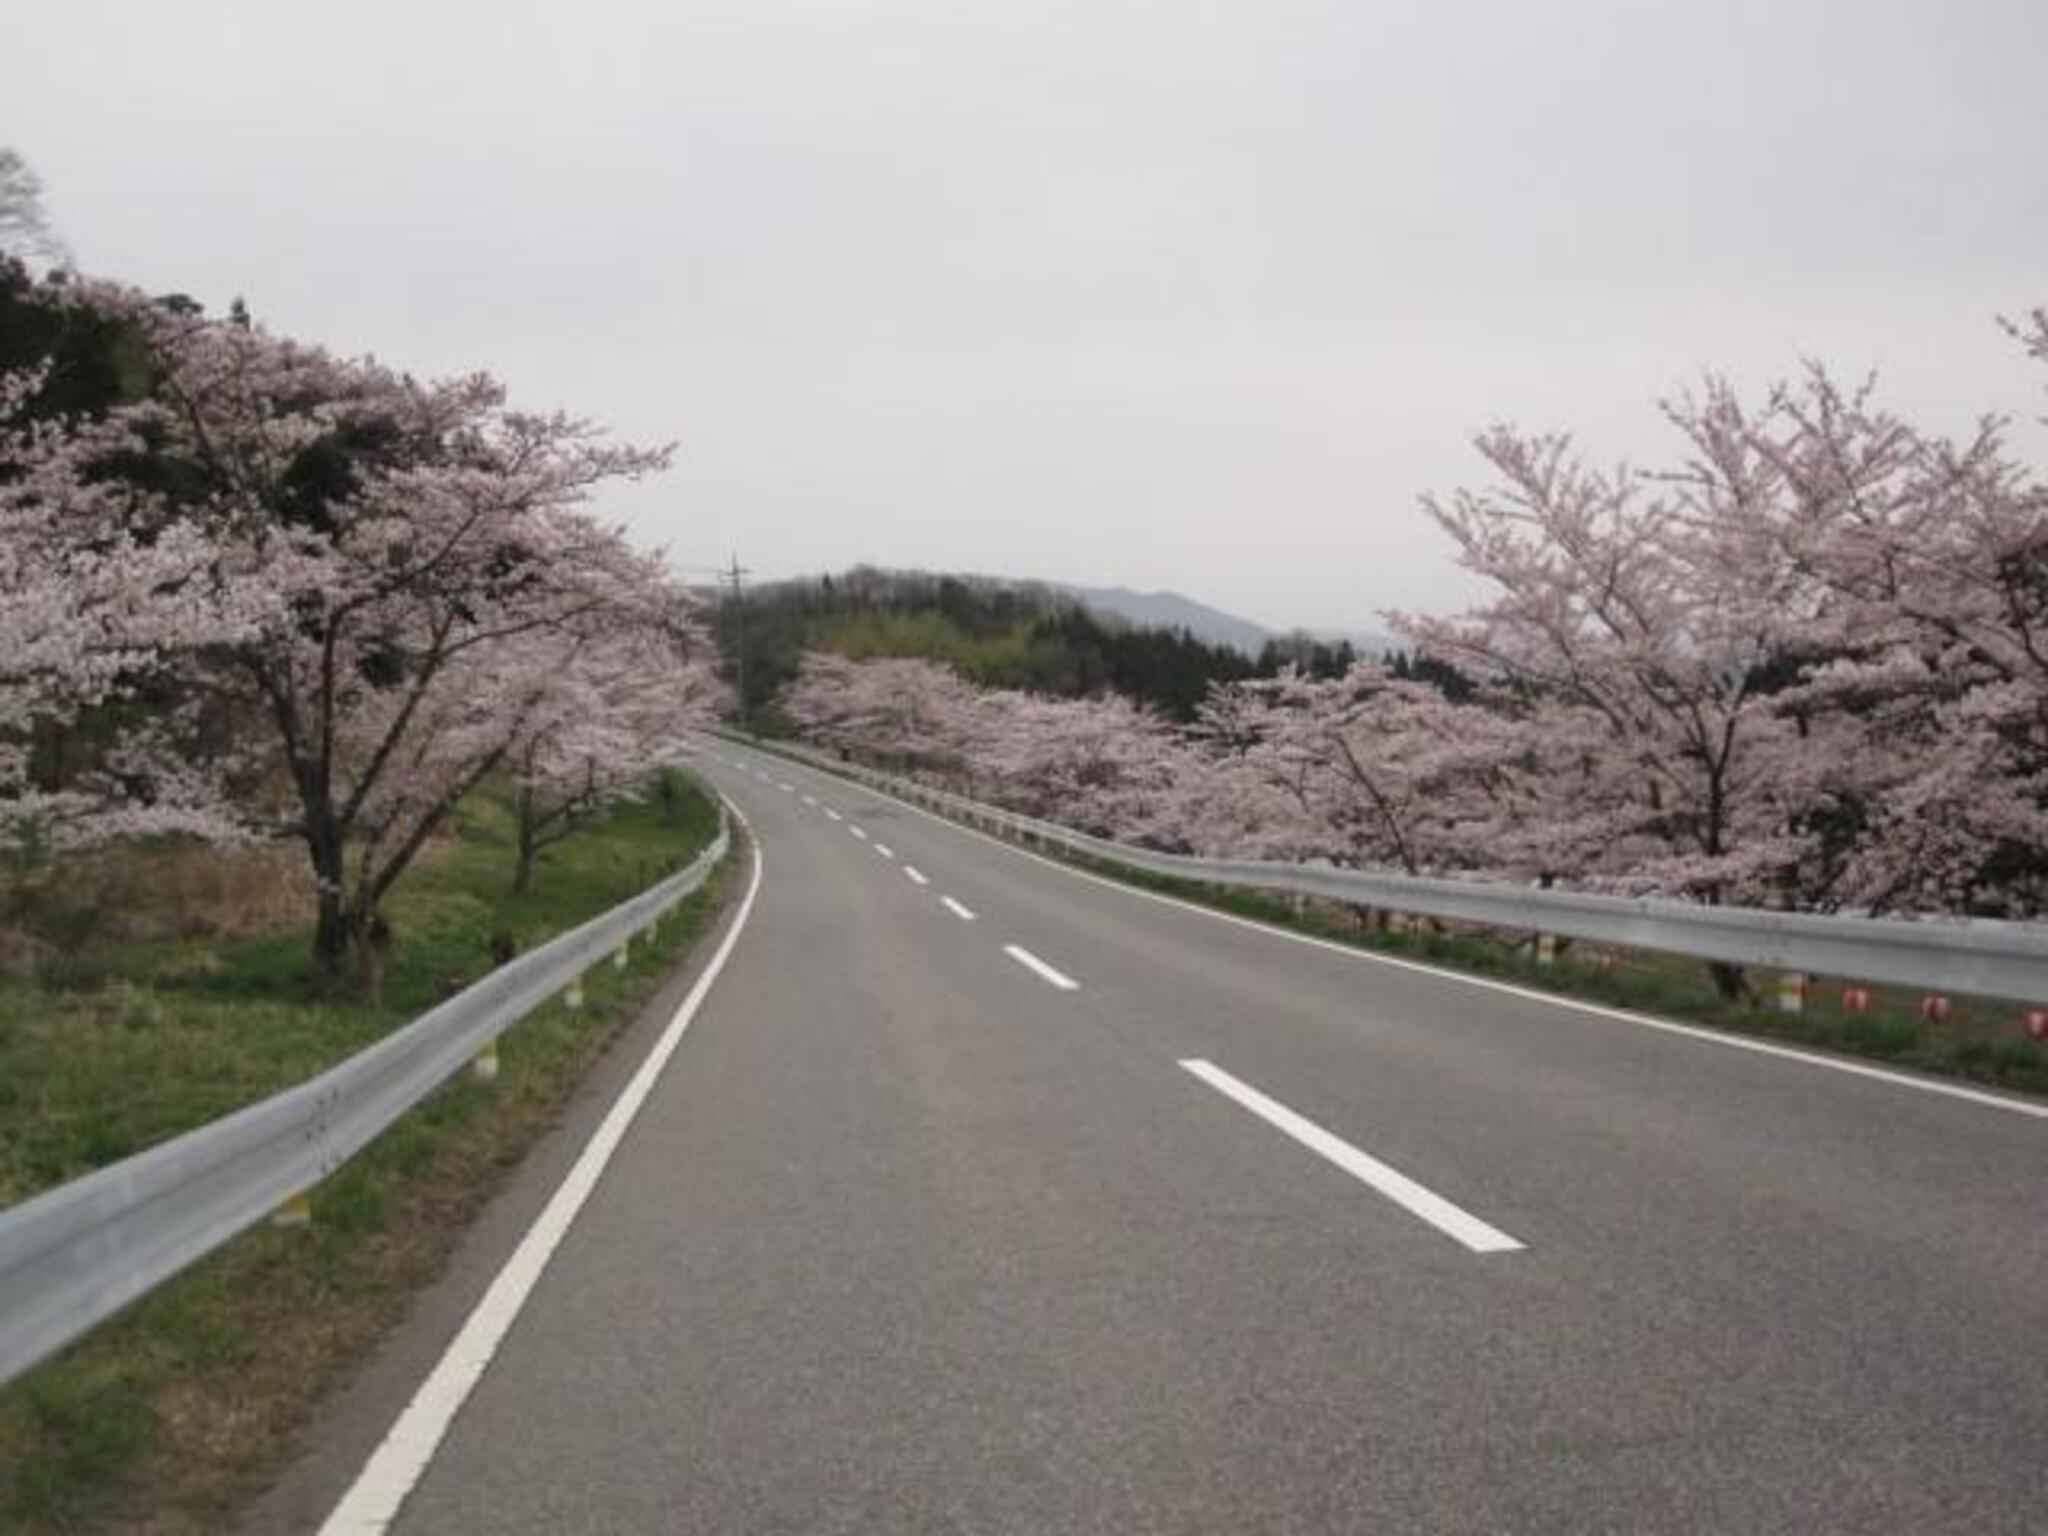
[720,554,750,732]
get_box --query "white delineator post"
[271,1190,313,1228]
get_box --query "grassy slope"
[811,610,1046,680]
[0,780,730,1533]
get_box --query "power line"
[719,555,750,725]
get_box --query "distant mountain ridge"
[1050,582,1391,658]
[732,565,1391,658]
[1048,583,1274,654]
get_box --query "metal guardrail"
[0,807,731,1388]
[734,734,2048,1008]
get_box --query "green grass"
[811,609,1047,679]
[0,777,733,1533]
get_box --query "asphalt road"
[326,739,2048,1534]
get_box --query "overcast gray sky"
[8,0,2044,631]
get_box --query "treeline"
[717,566,1399,723]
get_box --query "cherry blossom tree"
[781,651,1198,840]
[1189,663,1544,875]
[781,652,986,776]
[1396,424,1878,915]
[1,278,675,987]
[1691,322,2048,916]
[507,608,727,893]
[968,686,1191,842]
[1,350,269,848]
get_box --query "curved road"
[318,739,2047,1533]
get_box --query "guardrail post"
[1775,972,1809,1014]
[1535,931,1557,966]
[472,1038,500,1082]
[613,939,630,970]
[564,973,585,1010]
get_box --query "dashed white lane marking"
[1179,1059,1524,1255]
[319,804,766,1532]
[836,766,2048,1127]
[874,844,895,859]
[941,897,976,922]
[802,794,817,807]
[904,866,929,886]
[1004,944,1080,991]
[778,781,794,792]
[824,808,843,822]
[849,825,867,840]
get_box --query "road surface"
[315,739,2048,1533]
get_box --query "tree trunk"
[1707,960,1747,1001]
[353,910,389,1008]
[514,789,538,895]
[337,883,395,1006]
[309,828,351,988]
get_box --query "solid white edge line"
[904,866,929,886]
[319,803,765,1534]
[724,745,2048,1125]
[1181,1058,1523,1254]
[1004,943,1080,991]
[941,896,977,922]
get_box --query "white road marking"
[941,897,976,922]
[1181,1059,1524,1255]
[778,781,794,793]
[855,775,2048,1124]
[320,803,765,1533]
[1004,944,1079,991]
[802,794,817,807]
[904,866,929,886]
[824,808,843,822]
[874,843,895,859]
[849,825,867,840]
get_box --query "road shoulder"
[234,827,756,1536]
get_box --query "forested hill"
[713,567,1367,725]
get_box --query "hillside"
[1048,583,1274,654]
[714,566,1369,725]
